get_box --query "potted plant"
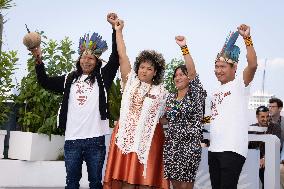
[8,33,75,161]
[0,50,18,158]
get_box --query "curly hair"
[133,50,165,85]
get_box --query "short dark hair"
[269,98,283,108]
[134,50,165,85]
[256,106,269,115]
[173,65,188,80]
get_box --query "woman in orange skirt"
[103,17,169,189]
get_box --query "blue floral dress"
[163,75,206,182]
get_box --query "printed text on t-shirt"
[211,91,231,120]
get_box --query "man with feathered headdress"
[29,13,120,189]
[208,24,257,189]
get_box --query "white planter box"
[0,130,7,159]
[8,131,64,161]
[0,159,88,188]
[0,133,113,188]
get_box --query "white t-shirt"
[65,75,110,140]
[209,76,250,157]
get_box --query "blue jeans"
[64,136,106,189]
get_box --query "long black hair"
[67,56,108,120]
[72,55,102,84]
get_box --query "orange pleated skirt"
[103,123,169,189]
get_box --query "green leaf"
[0,50,18,126]
[15,32,75,136]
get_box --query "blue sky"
[2,0,284,101]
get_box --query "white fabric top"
[65,75,110,140]
[116,70,167,176]
[209,76,250,157]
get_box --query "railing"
[249,134,280,189]
[203,133,280,189]
[0,132,280,189]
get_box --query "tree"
[164,58,211,124]
[16,32,75,137]
[0,50,17,128]
[0,0,16,53]
[164,58,184,93]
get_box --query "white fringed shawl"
[116,70,167,176]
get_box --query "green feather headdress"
[215,31,240,64]
[78,32,108,58]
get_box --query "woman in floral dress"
[163,36,206,189]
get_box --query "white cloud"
[258,58,284,68]
[269,58,284,66]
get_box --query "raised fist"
[237,24,251,38]
[115,19,124,31]
[107,13,118,28]
[175,36,187,47]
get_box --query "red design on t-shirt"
[75,79,93,106]
[211,90,231,120]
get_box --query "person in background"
[269,98,284,146]
[249,106,280,189]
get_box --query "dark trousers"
[259,167,264,189]
[208,151,246,189]
[64,136,106,189]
